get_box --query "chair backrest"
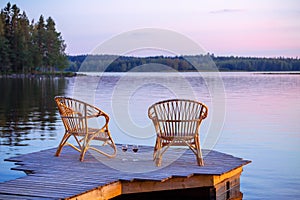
[55,96,86,134]
[54,96,98,134]
[148,99,208,137]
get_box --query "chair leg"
[80,147,88,161]
[154,146,162,167]
[85,130,117,159]
[194,136,204,166]
[153,137,162,159]
[154,138,162,167]
[155,153,162,167]
[79,136,90,161]
[55,132,71,157]
[153,138,159,160]
[88,139,117,158]
[105,131,117,158]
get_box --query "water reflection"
[0,77,67,148]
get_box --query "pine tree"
[34,15,46,72]
[0,3,68,74]
[10,4,21,72]
[45,17,67,72]
[0,12,10,73]
[17,11,32,73]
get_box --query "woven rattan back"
[148,99,208,138]
[55,97,87,135]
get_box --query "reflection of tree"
[0,77,67,146]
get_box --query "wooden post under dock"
[0,145,250,200]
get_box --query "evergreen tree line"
[0,3,68,74]
[213,55,300,71]
[67,54,300,72]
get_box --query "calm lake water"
[0,72,299,199]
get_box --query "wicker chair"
[54,96,117,161]
[148,99,208,166]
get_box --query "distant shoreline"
[67,55,300,72]
[76,71,300,76]
[1,71,300,79]
[258,72,300,75]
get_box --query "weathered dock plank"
[0,145,250,199]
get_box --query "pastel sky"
[1,0,300,57]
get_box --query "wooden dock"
[0,145,250,200]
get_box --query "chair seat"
[73,128,110,139]
[160,136,195,141]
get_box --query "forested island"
[1,2,299,75]
[68,54,300,72]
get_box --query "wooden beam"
[122,175,210,194]
[67,181,122,200]
[212,166,243,185]
[122,166,243,195]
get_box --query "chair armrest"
[85,104,108,119]
[201,105,208,120]
[84,104,110,131]
[148,106,156,120]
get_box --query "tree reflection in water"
[0,76,68,148]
